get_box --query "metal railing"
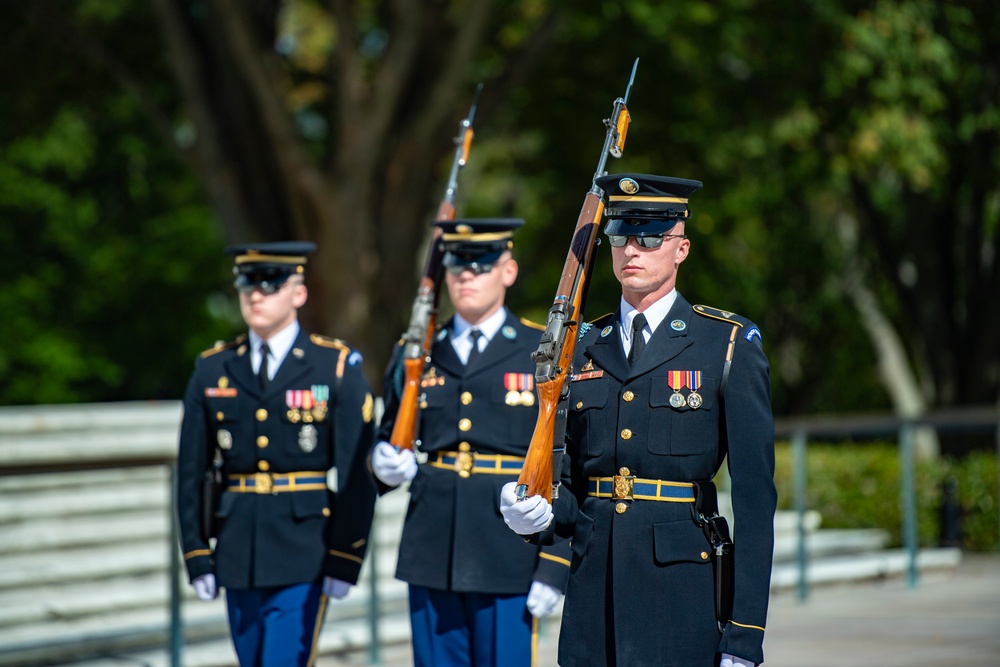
[774,406,1000,600]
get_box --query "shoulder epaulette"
[693,304,744,327]
[199,334,246,358]
[310,334,350,351]
[520,317,545,331]
[588,312,615,326]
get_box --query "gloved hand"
[192,573,217,601]
[499,481,553,535]
[372,441,418,486]
[720,653,755,667]
[526,580,562,618]
[322,576,352,600]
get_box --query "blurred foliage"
[775,442,999,552]
[0,0,996,416]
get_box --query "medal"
[686,370,703,409]
[299,424,318,452]
[504,373,534,407]
[286,390,302,423]
[217,429,233,450]
[667,371,687,408]
[311,385,330,422]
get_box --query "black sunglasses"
[606,233,687,249]
[445,261,497,275]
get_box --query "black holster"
[692,480,735,634]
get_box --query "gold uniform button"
[256,408,268,421]
[216,411,224,422]
[615,502,628,514]
[701,551,709,560]
[461,392,473,405]
[621,428,632,440]
[459,442,471,452]
[258,460,270,471]
[576,401,584,409]
[322,508,332,517]
[256,436,269,448]
[623,391,634,402]
[458,418,472,432]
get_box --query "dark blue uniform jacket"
[378,310,571,595]
[545,294,776,667]
[177,329,377,590]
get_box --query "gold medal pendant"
[505,390,522,406]
[667,371,688,409]
[520,391,535,407]
[686,371,703,410]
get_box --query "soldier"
[500,175,776,667]
[175,242,377,667]
[373,219,571,667]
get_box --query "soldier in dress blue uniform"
[175,242,377,667]
[372,219,571,667]
[501,176,776,667]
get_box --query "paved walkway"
[318,553,1000,666]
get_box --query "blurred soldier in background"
[176,242,377,666]
[374,219,570,667]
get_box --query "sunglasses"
[606,233,687,249]
[445,261,497,275]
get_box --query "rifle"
[389,84,483,451]
[515,60,638,502]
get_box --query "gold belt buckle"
[612,467,635,500]
[456,451,474,478]
[254,472,275,494]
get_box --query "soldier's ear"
[501,258,518,287]
[292,283,309,308]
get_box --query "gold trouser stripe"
[539,552,571,567]
[730,619,766,632]
[307,592,329,667]
[530,614,540,667]
[184,549,212,560]
[328,548,363,565]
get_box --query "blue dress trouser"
[408,584,538,667]
[225,582,326,667]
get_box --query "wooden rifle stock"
[516,61,638,502]
[389,86,481,451]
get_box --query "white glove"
[499,481,553,535]
[372,441,418,486]
[322,576,352,600]
[526,580,562,618]
[720,653,755,667]
[192,573,217,601]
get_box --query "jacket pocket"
[652,517,712,566]
[568,380,610,457]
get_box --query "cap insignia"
[619,178,640,195]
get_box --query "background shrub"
[773,442,998,552]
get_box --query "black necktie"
[258,342,270,389]
[466,329,482,366]
[628,313,647,367]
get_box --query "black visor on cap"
[442,248,504,272]
[604,217,682,236]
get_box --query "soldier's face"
[239,277,308,339]
[611,225,689,307]
[445,252,518,325]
